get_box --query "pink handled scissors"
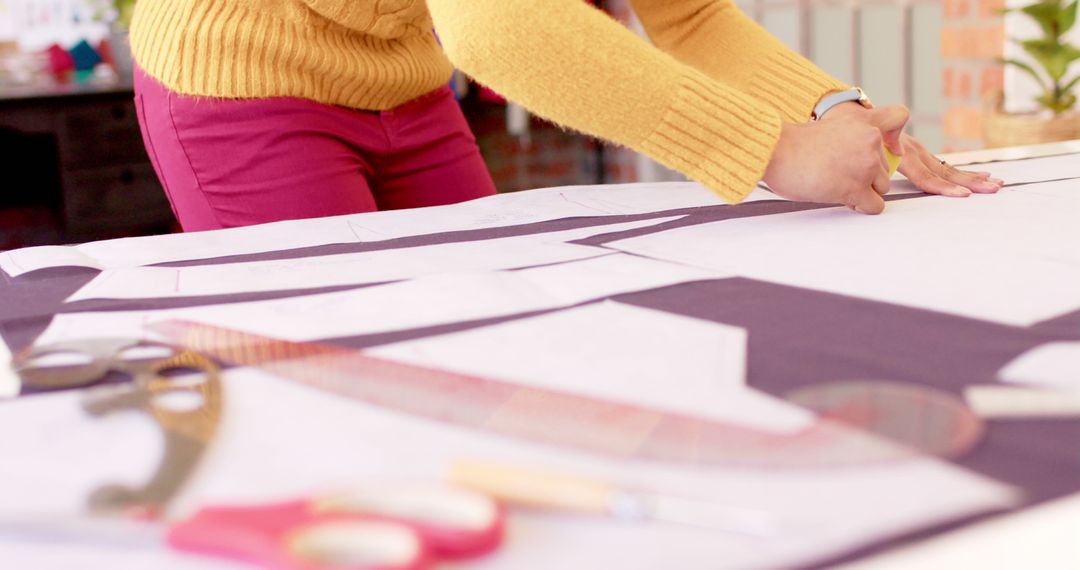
[3,483,504,570]
[167,484,505,570]
[7,338,504,569]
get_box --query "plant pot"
[983,91,1080,148]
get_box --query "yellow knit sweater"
[130,0,847,203]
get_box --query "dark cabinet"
[0,84,175,244]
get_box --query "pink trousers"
[133,67,497,231]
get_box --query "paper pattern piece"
[971,153,1080,187]
[33,254,726,349]
[609,188,1080,327]
[0,215,368,277]
[0,367,1020,570]
[0,181,773,279]
[370,301,812,434]
[65,218,682,302]
[965,385,1080,419]
[3,155,1076,279]
[341,182,780,241]
[998,341,1080,391]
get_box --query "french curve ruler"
[152,320,983,469]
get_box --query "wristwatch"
[811,87,872,121]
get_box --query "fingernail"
[948,185,972,197]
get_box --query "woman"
[130,0,1002,231]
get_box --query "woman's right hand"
[762,106,910,215]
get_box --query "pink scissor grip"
[167,500,430,570]
[315,486,506,559]
[166,489,504,570]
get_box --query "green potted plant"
[985,0,1080,147]
[114,0,136,28]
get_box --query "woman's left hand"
[822,102,1005,197]
[896,133,1004,197]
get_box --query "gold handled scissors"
[13,338,222,516]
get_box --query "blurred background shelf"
[0,82,174,247]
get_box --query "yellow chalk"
[886,147,902,176]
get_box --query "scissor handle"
[312,485,504,559]
[14,338,178,391]
[167,487,503,570]
[168,501,429,570]
[83,351,223,516]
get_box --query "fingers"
[900,156,972,197]
[872,159,889,196]
[856,127,891,207]
[848,185,886,215]
[866,106,910,156]
[900,133,1002,192]
[868,142,894,196]
[936,160,1004,193]
[896,141,1006,196]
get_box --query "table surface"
[841,139,1080,569]
[1,141,1078,569]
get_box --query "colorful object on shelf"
[69,40,103,72]
[97,39,115,69]
[45,43,75,83]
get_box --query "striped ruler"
[152,320,984,469]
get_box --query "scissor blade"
[0,513,165,549]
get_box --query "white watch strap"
[811,88,868,121]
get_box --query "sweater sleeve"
[630,0,848,123]
[426,0,782,203]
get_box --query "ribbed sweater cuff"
[640,72,781,204]
[749,51,848,124]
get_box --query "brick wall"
[941,0,1006,151]
[464,99,606,193]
